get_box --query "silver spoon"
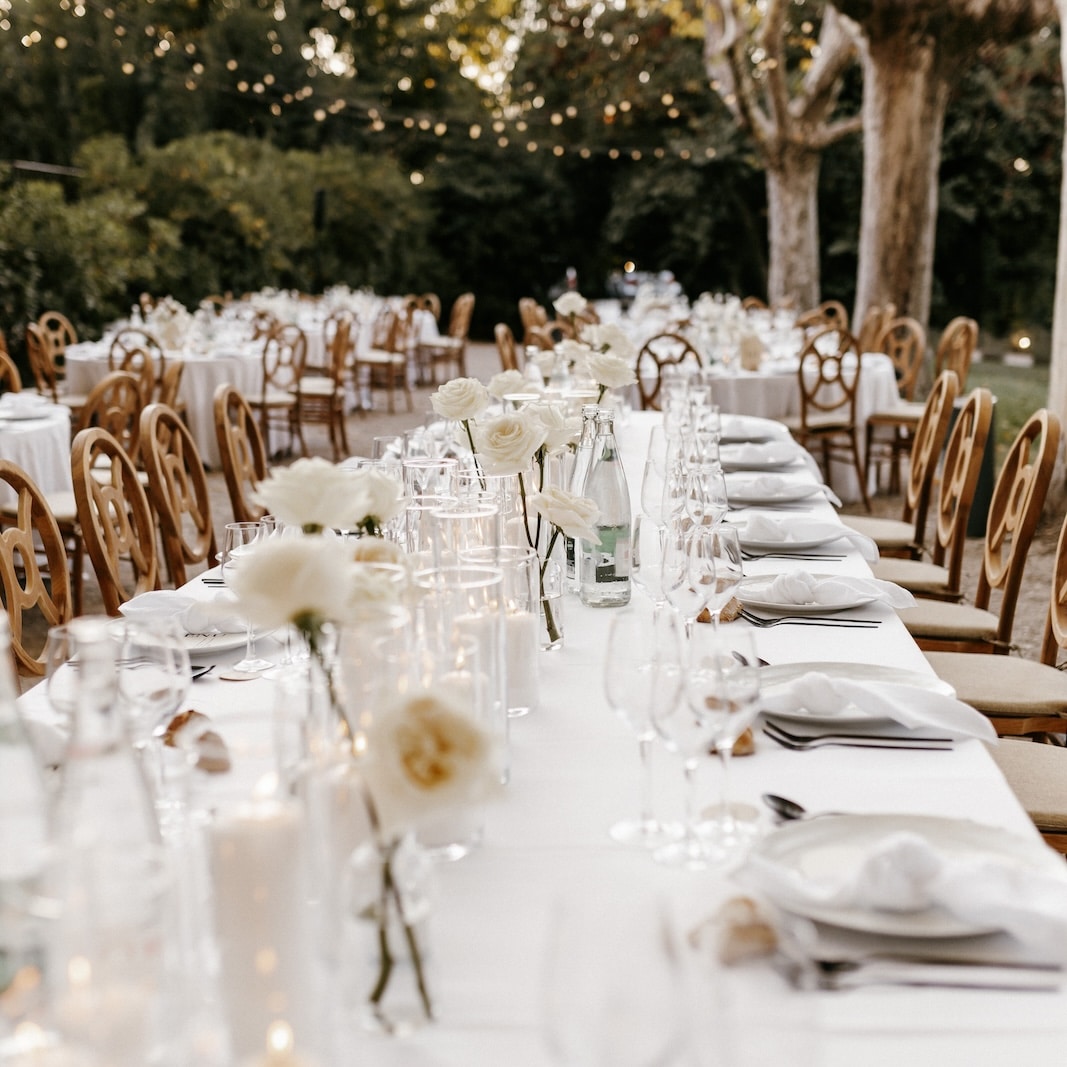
[762,793,847,821]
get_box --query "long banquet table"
[16,411,1067,1065]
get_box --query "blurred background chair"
[214,384,268,525]
[256,322,308,457]
[636,332,702,410]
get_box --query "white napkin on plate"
[760,671,995,740]
[121,589,247,634]
[739,516,878,563]
[742,829,1067,956]
[727,474,842,507]
[759,571,914,609]
[720,441,799,468]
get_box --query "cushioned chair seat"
[873,557,953,596]
[925,651,1067,718]
[897,598,999,643]
[296,377,336,397]
[841,514,915,549]
[782,412,852,433]
[262,388,297,406]
[359,349,406,364]
[1,489,78,525]
[990,739,1067,846]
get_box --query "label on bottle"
[593,525,631,582]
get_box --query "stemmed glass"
[222,520,274,674]
[631,514,671,615]
[684,463,729,527]
[639,458,669,526]
[685,628,763,859]
[115,617,193,822]
[603,607,683,848]
[703,524,744,628]
[663,525,718,639]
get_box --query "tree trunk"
[765,148,821,310]
[1048,0,1067,488]
[852,31,949,328]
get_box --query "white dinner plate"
[751,814,1064,939]
[183,630,262,653]
[739,574,878,615]
[758,661,956,726]
[719,442,802,472]
[734,520,845,552]
[726,478,825,506]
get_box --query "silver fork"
[739,608,880,629]
[762,722,954,750]
[741,550,846,562]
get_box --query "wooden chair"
[0,348,22,393]
[214,383,268,525]
[935,316,979,387]
[896,407,1061,654]
[0,459,72,677]
[36,310,77,368]
[782,327,870,511]
[24,322,88,416]
[518,297,548,345]
[74,370,146,466]
[988,740,1067,855]
[871,388,992,599]
[636,332,702,411]
[355,307,414,414]
[257,322,308,457]
[925,507,1067,739]
[139,402,217,587]
[157,359,187,422]
[416,291,475,384]
[741,295,768,312]
[109,327,166,391]
[863,316,928,493]
[842,371,960,560]
[495,323,520,373]
[855,302,897,354]
[298,312,351,461]
[107,342,156,403]
[71,426,159,615]
[794,300,849,333]
[251,308,279,341]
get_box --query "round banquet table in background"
[65,342,263,469]
[0,402,73,507]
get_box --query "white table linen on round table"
[66,340,262,468]
[0,403,72,506]
[16,410,1067,1066]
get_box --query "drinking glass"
[685,628,762,859]
[640,457,668,526]
[603,607,683,848]
[631,514,670,614]
[222,520,274,674]
[684,463,729,527]
[704,525,744,627]
[663,525,717,639]
[44,615,117,734]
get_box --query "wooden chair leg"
[849,429,872,512]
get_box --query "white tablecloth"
[16,411,1066,1064]
[66,340,262,468]
[0,403,72,506]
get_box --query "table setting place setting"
[0,391,60,424]
[7,345,1067,1067]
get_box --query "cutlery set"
[762,720,955,751]
[739,608,880,629]
[741,550,846,562]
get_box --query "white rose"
[581,322,637,363]
[253,458,359,532]
[472,411,546,476]
[531,403,580,453]
[227,536,354,631]
[554,291,588,318]
[348,560,408,609]
[349,468,405,533]
[351,536,407,566]
[531,487,600,544]
[361,690,499,837]
[430,377,491,421]
[487,369,530,399]
[556,338,590,365]
[584,350,637,390]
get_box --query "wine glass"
[685,627,762,860]
[704,525,744,627]
[603,607,683,848]
[44,616,117,736]
[115,617,193,822]
[222,520,274,674]
[631,514,670,614]
[639,457,668,526]
[663,525,718,639]
[684,463,729,527]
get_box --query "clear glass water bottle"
[565,404,599,589]
[580,410,632,607]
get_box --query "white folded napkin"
[742,829,1067,957]
[738,516,878,563]
[756,571,914,609]
[760,671,995,741]
[720,441,799,468]
[121,589,247,634]
[0,392,51,415]
[727,474,818,498]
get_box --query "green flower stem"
[540,527,562,645]
[517,470,534,549]
[597,384,607,403]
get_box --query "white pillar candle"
[505,610,539,716]
[208,800,321,1064]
